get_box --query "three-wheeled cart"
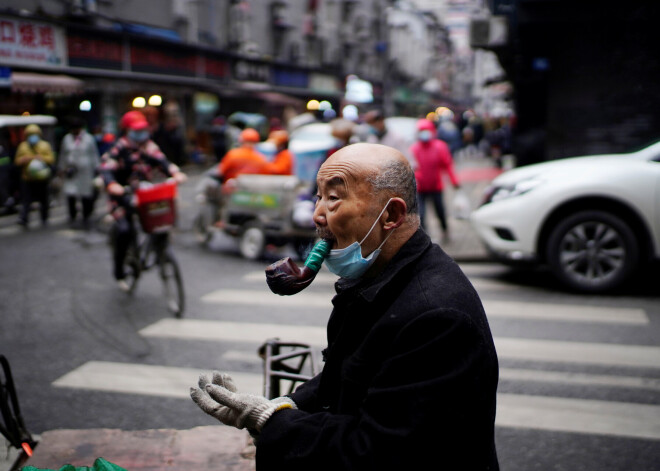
[201,174,317,260]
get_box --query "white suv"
[470,141,660,292]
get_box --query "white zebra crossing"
[50,268,660,441]
[52,361,263,398]
[140,318,660,369]
[53,360,660,440]
[202,285,649,325]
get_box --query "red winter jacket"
[410,138,459,193]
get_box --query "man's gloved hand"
[190,371,293,433]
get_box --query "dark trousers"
[418,191,448,232]
[19,180,49,225]
[112,210,136,280]
[67,195,95,223]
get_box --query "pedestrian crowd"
[3,105,511,253]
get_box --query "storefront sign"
[309,73,341,94]
[272,67,308,88]
[0,16,66,67]
[205,55,230,80]
[68,32,123,70]
[130,44,196,76]
[0,66,9,86]
[234,60,270,83]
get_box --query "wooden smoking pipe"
[265,239,331,296]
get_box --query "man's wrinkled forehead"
[316,158,365,191]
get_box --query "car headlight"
[480,178,543,205]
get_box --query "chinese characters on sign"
[0,17,66,67]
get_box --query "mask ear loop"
[359,198,396,250]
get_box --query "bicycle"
[111,180,185,317]
[0,355,36,471]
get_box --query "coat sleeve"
[289,373,322,411]
[14,142,32,167]
[141,141,172,177]
[99,142,123,185]
[266,150,293,175]
[256,308,497,470]
[39,141,55,166]
[58,136,71,170]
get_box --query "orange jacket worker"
[266,130,293,175]
[218,128,271,182]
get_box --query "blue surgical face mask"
[128,130,149,143]
[27,134,40,146]
[418,130,432,142]
[324,198,395,279]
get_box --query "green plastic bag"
[22,457,127,471]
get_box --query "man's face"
[313,154,383,254]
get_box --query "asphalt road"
[1,174,659,471]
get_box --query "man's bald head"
[323,143,418,214]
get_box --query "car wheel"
[239,222,266,260]
[545,210,638,292]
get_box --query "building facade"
[473,0,660,165]
[0,0,457,160]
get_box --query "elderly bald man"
[192,143,499,471]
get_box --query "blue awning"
[113,23,181,42]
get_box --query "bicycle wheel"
[123,241,141,293]
[159,249,185,317]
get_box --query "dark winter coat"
[257,229,499,470]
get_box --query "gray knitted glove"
[190,372,293,433]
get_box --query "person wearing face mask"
[191,143,499,471]
[264,129,293,175]
[59,117,100,229]
[409,118,460,243]
[14,124,55,228]
[99,110,186,290]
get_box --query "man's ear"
[383,198,407,230]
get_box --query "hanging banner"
[0,16,67,67]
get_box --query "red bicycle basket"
[135,181,177,233]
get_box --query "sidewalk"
[15,427,257,471]
[1,154,503,471]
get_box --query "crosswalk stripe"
[222,350,263,364]
[140,319,660,369]
[140,319,328,345]
[483,300,648,324]
[52,361,660,440]
[52,361,264,397]
[202,288,647,324]
[242,271,517,292]
[243,264,512,285]
[497,393,660,440]
[499,368,660,391]
[201,289,332,308]
[496,337,660,369]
